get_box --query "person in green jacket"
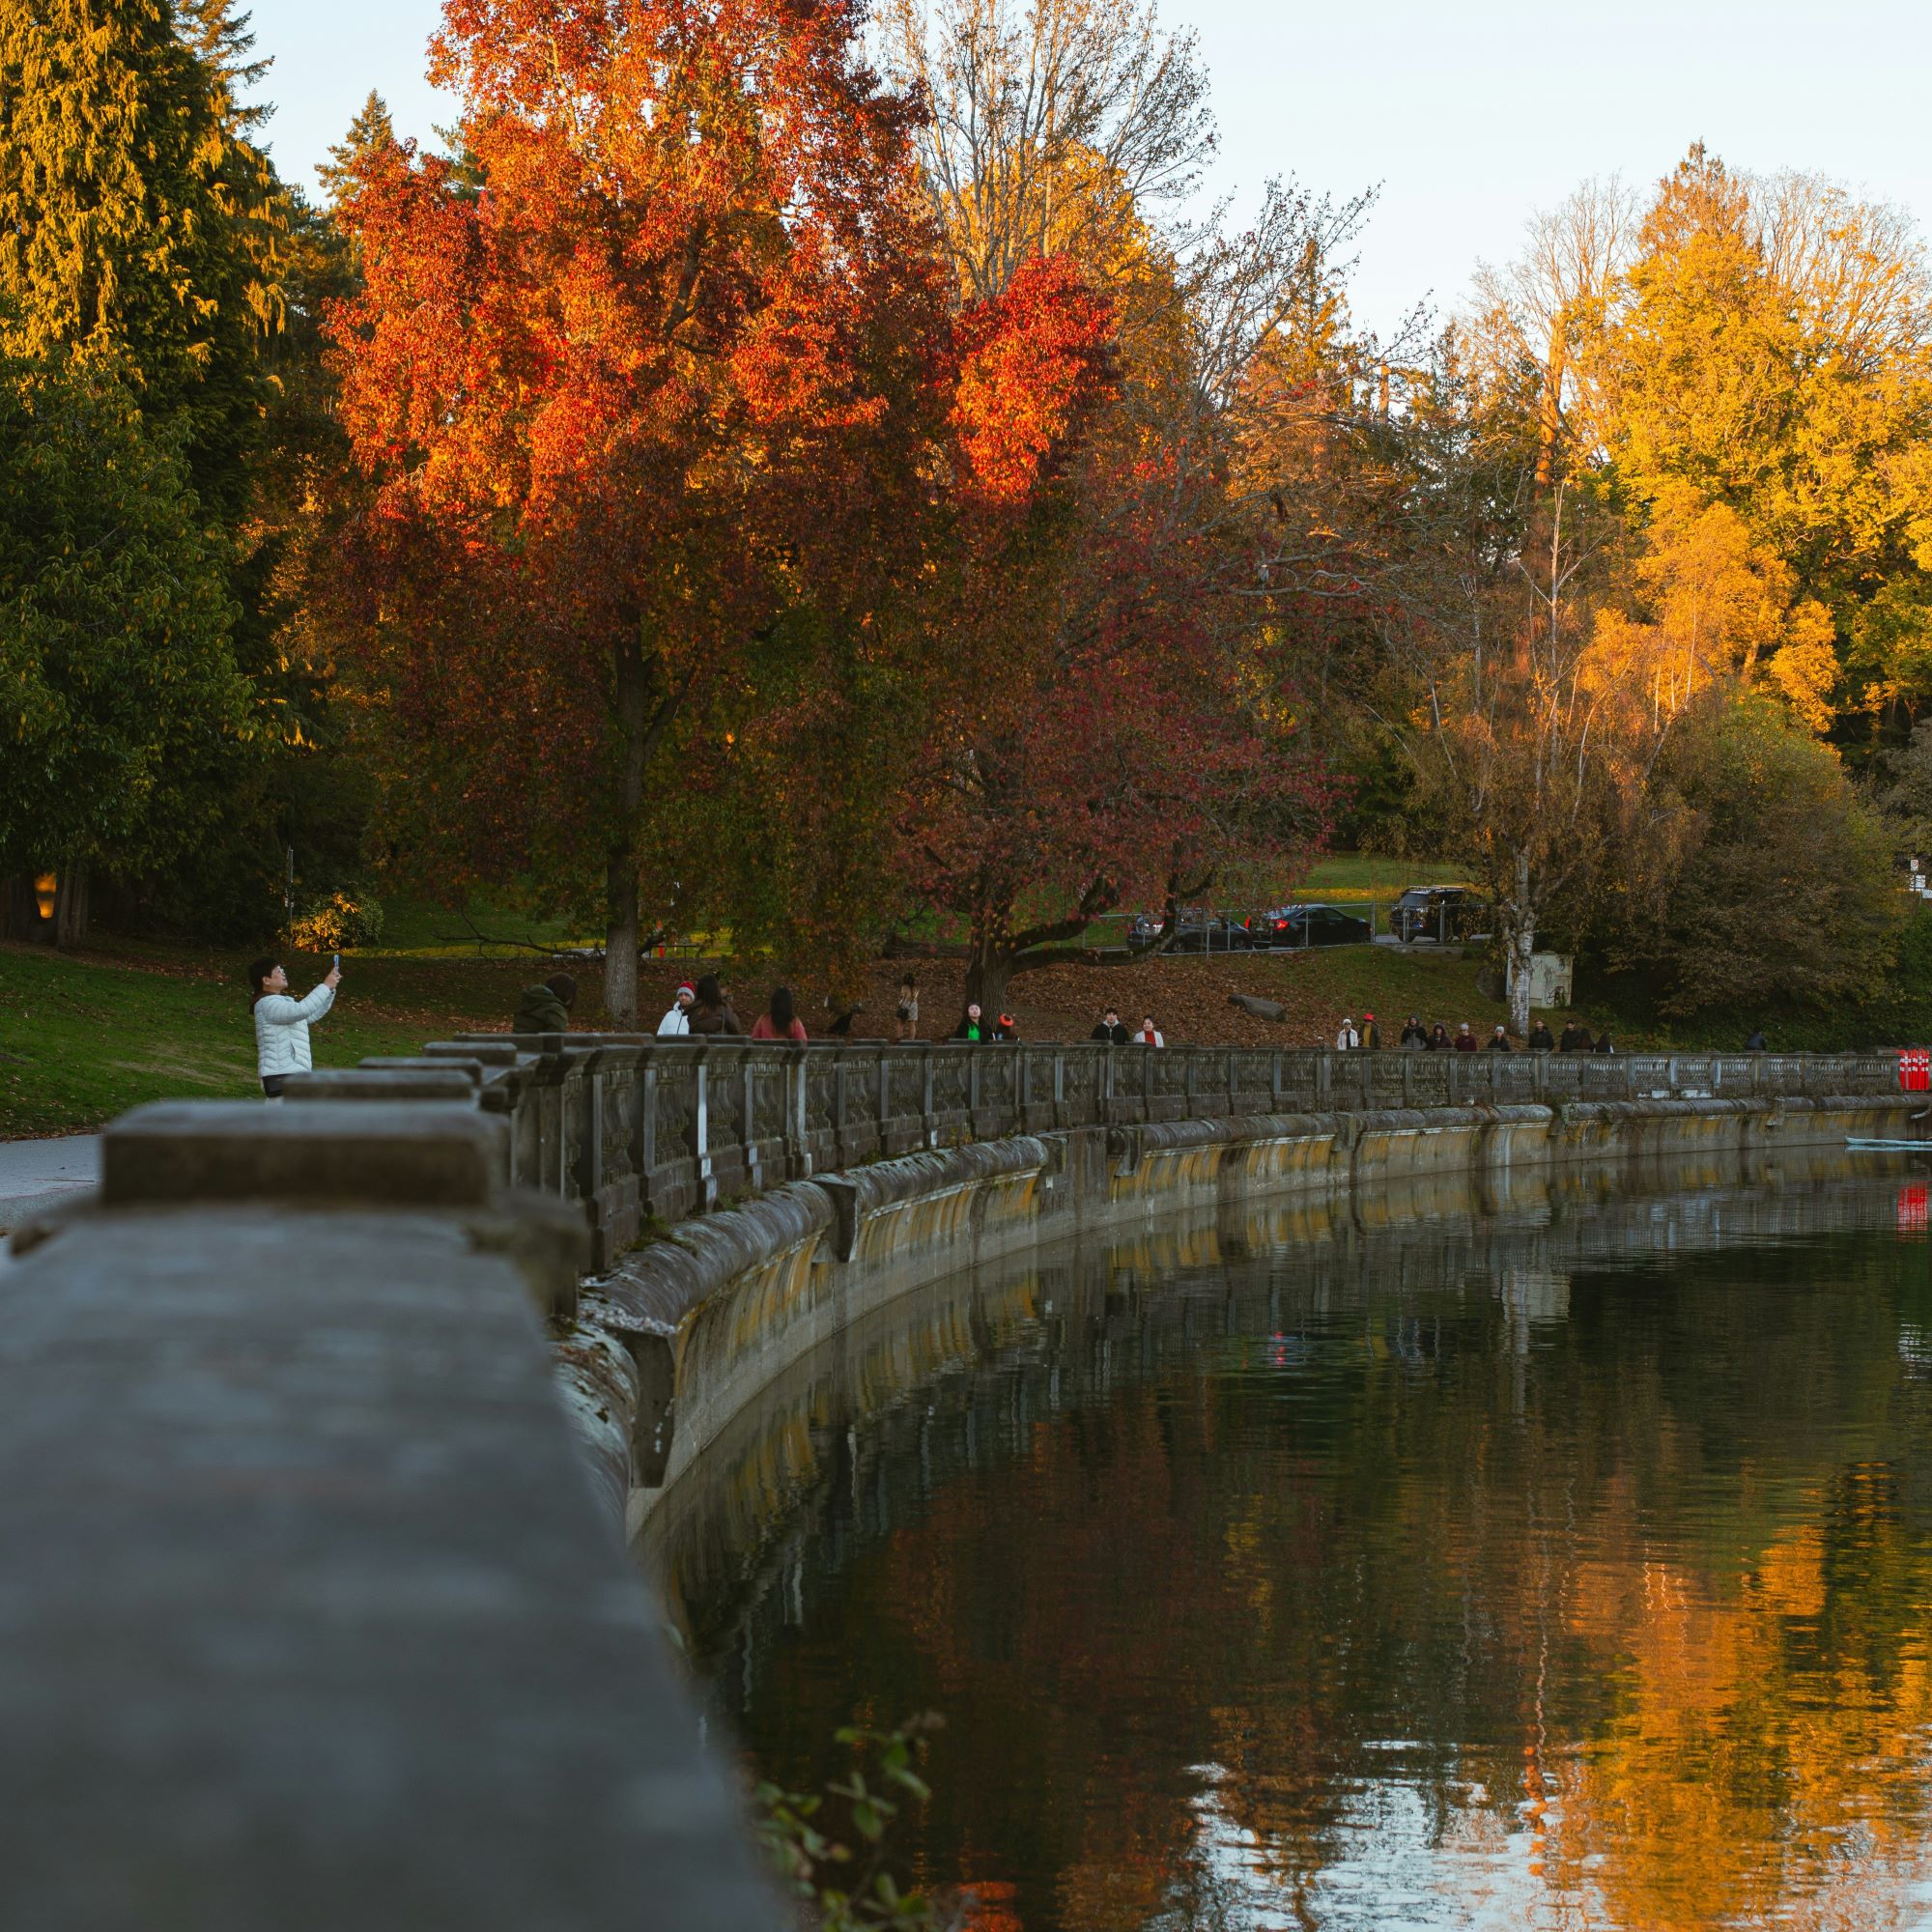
[513,972,577,1035]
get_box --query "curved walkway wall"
[551,1077,1921,1524]
[262,1038,1918,1523]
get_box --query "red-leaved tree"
[327,0,1111,1021]
[902,447,1340,1015]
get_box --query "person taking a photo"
[249,955,341,1099]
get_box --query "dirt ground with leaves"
[820,949,1511,1050]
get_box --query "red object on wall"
[1898,1049,1931,1093]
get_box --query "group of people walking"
[645,974,1166,1047]
[526,975,1618,1057]
[1334,1011,1615,1054]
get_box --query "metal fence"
[398,1036,1906,1266]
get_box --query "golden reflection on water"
[651,1159,1932,1931]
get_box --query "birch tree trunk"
[1506,849,1536,1037]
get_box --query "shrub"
[289,891,384,952]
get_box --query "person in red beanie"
[656,980,696,1037]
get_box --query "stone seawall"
[640,1151,1925,1650]
[561,1092,1923,1521]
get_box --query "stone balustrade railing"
[302,1038,1908,1268]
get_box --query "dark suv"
[1391,885,1485,944]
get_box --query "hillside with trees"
[5,0,1932,1046]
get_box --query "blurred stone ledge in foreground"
[0,1100,780,1932]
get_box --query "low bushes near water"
[757,1715,967,1931]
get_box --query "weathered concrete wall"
[579,1093,1924,1518]
[2,1055,1916,1925]
[0,1102,781,1932]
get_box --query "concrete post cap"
[422,1040,522,1066]
[102,1102,510,1210]
[355,1056,488,1085]
[286,1069,480,1104]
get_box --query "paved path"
[0,1135,101,1232]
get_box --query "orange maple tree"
[328,0,1110,1021]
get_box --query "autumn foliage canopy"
[328,0,1148,1013]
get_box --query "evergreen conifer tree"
[178,0,271,129]
[0,348,250,933]
[0,0,285,518]
[319,91,397,210]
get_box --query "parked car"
[1127,913,1166,947]
[1391,884,1487,944]
[1167,913,1254,953]
[1247,903,1372,949]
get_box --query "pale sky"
[242,0,1932,343]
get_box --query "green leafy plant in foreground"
[756,1715,959,1931]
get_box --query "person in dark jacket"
[513,972,576,1035]
[951,1001,992,1042]
[1559,1021,1594,1052]
[1486,1024,1512,1051]
[1527,1020,1555,1051]
[1400,1015,1428,1048]
[1593,1029,1615,1053]
[1429,1022,1451,1051]
[1746,1028,1767,1051]
[1091,1008,1129,1045]
[1453,1021,1478,1051]
[688,973,745,1037]
[1362,1011,1381,1051]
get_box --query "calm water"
[658,1167,1932,1930]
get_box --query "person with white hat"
[656,980,696,1037]
[1335,1015,1362,1051]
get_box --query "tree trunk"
[1535,310,1567,490]
[2,873,45,943]
[963,943,1014,1021]
[604,855,639,1030]
[1505,850,1536,1037]
[602,628,655,1030]
[52,865,90,951]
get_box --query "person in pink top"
[750,985,810,1042]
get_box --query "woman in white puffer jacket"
[248,955,343,1097]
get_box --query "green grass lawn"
[371,894,604,957]
[1300,854,1464,899]
[1270,942,1515,1035]
[0,941,539,1138]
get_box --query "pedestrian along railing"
[301,1038,1908,1268]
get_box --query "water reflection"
[650,1156,1932,1930]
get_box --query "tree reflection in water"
[648,1164,1932,1931]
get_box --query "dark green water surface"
[654,1165,1932,1929]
